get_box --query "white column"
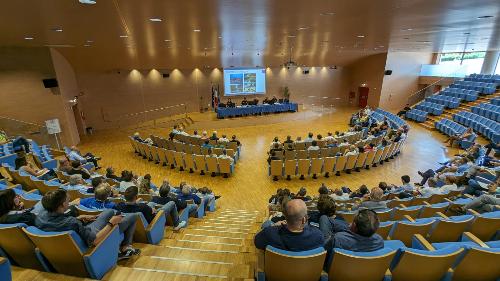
[480,51,500,74]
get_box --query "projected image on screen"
[224,68,266,95]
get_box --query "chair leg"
[179,167,184,171]
[355,167,360,172]
[223,173,228,178]
[200,170,205,175]
[300,175,305,180]
[211,172,216,177]
[346,169,351,174]
[170,164,175,169]
[335,171,340,176]
[312,174,317,179]
[273,176,278,181]
[372,163,377,167]
[325,172,330,178]
[365,165,370,170]
[189,168,194,173]
[286,175,291,181]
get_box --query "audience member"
[68,160,91,180]
[68,146,101,169]
[79,183,117,209]
[66,174,90,193]
[355,187,387,210]
[318,196,349,240]
[0,188,36,225]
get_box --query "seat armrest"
[423,201,432,206]
[403,215,415,222]
[146,210,166,245]
[466,209,480,216]
[412,234,435,250]
[436,212,449,219]
[461,232,489,248]
[83,226,120,279]
[463,194,474,199]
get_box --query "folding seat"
[256,246,326,281]
[133,211,166,245]
[193,154,207,175]
[206,156,219,176]
[184,153,196,173]
[0,257,10,281]
[426,215,474,243]
[464,210,500,241]
[372,149,384,166]
[173,151,186,171]
[375,209,392,222]
[165,150,176,168]
[418,202,449,218]
[284,160,297,180]
[344,154,358,173]
[388,218,435,246]
[284,149,296,160]
[333,155,347,176]
[354,151,368,171]
[296,150,308,159]
[309,150,320,159]
[326,245,398,281]
[389,242,464,281]
[23,225,121,279]
[310,158,323,179]
[0,223,50,271]
[219,158,233,177]
[392,206,423,221]
[157,148,168,165]
[379,144,392,162]
[297,159,310,180]
[427,193,449,204]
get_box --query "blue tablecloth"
[217,103,298,118]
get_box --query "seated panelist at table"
[227,98,236,108]
[241,97,248,106]
[263,97,270,104]
[270,96,278,104]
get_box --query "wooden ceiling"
[0,0,499,70]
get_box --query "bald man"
[254,199,324,251]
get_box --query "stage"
[216,103,298,118]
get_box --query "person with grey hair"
[254,199,324,251]
[66,174,90,193]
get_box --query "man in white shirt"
[171,125,180,135]
[66,174,90,193]
[307,141,320,151]
[192,130,201,138]
[324,132,335,142]
[344,145,359,156]
[218,135,230,143]
[304,133,314,142]
[68,146,101,169]
[218,149,234,164]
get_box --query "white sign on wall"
[45,119,62,135]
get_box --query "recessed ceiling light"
[357,35,365,38]
[288,35,296,38]
[86,40,93,43]
[401,28,413,31]
[379,45,385,48]
[149,18,162,22]
[320,12,335,16]
[83,44,91,47]
[193,29,201,32]
[297,27,308,30]
[164,39,171,42]
[24,37,34,40]
[477,15,493,19]
[79,0,96,4]
[51,27,63,32]
[119,35,128,38]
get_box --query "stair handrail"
[0,115,44,128]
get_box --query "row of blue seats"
[405,109,427,122]
[371,108,407,129]
[453,111,500,143]
[415,101,444,115]
[441,87,478,102]
[466,73,500,84]
[259,221,500,281]
[492,97,500,106]
[451,81,497,94]
[471,103,500,122]
[426,95,460,109]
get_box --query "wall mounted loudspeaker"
[384,70,393,75]
[162,73,170,78]
[303,70,310,74]
[42,78,58,88]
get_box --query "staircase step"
[120,256,253,279]
[105,266,252,281]
[12,266,93,281]
[181,228,254,239]
[158,238,254,253]
[134,244,255,264]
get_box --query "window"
[438,52,486,75]
[495,53,500,75]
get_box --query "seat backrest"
[355,152,369,168]
[323,157,336,173]
[390,219,435,246]
[451,247,500,281]
[284,160,297,176]
[0,224,46,270]
[419,203,449,218]
[328,247,397,281]
[265,246,326,281]
[194,155,206,171]
[23,227,88,277]
[334,155,348,172]
[296,150,308,159]
[428,217,474,243]
[390,246,463,281]
[219,158,232,174]
[206,157,219,172]
[468,216,500,241]
[310,158,323,174]
[376,221,394,239]
[392,206,422,221]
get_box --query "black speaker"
[384,70,393,75]
[162,73,170,78]
[42,78,58,88]
[303,70,310,74]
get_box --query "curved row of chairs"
[441,87,478,102]
[452,80,498,94]
[405,108,428,122]
[426,95,461,109]
[434,118,477,149]
[258,228,500,281]
[415,101,445,116]
[269,131,366,153]
[269,140,404,180]
[370,108,407,130]
[152,133,241,153]
[466,73,500,84]
[470,102,500,122]
[130,138,236,177]
[0,181,215,279]
[452,111,500,143]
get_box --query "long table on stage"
[217,103,299,118]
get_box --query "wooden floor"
[76,107,466,211]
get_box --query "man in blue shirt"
[79,184,116,209]
[254,199,324,251]
[325,209,384,252]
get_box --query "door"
[72,105,85,136]
[358,87,369,108]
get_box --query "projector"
[79,0,96,4]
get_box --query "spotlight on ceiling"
[79,0,96,4]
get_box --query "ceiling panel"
[0,0,498,70]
